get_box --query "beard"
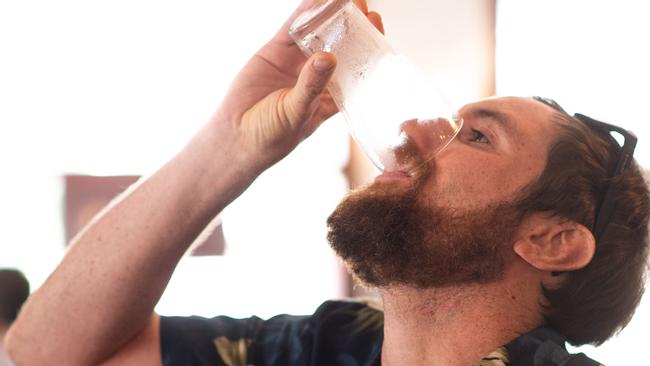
[326,145,524,289]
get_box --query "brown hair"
[514,97,650,345]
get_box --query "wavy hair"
[515,97,650,345]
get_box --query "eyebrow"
[466,108,517,138]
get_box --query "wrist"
[185,112,264,206]
[206,106,288,176]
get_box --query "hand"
[213,0,384,172]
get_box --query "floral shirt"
[160,300,601,366]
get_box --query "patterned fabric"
[160,300,600,366]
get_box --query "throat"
[379,284,541,366]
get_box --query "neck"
[379,267,543,366]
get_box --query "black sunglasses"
[573,113,638,241]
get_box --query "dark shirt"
[160,300,601,366]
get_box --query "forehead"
[458,96,559,138]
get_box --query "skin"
[1,325,12,366]
[396,97,560,210]
[5,1,596,365]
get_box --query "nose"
[398,117,461,157]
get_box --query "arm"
[6,1,383,365]
[6,101,276,365]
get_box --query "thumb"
[283,52,336,126]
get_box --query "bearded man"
[6,1,649,365]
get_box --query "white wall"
[497,0,650,167]
[497,1,650,364]
[0,0,350,319]
[371,0,495,108]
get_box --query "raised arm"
[5,1,382,365]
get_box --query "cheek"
[421,155,527,209]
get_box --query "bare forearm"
[6,0,352,360]
[7,119,257,365]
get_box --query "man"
[0,269,29,366]
[6,0,649,365]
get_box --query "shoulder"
[158,299,384,366]
[311,298,383,319]
[311,299,383,334]
[505,327,602,366]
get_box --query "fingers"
[352,0,369,15]
[283,52,337,126]
[352,1,384,35]
[367,11,384,34]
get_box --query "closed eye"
[469,129,490,144]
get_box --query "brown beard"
[326,163,524,289]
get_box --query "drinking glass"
[289,0,463,172]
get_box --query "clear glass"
[289,0,463,172]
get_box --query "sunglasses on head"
[573,113,638,241]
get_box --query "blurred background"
[0,0,648,364]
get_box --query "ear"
[513,213,596,272]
